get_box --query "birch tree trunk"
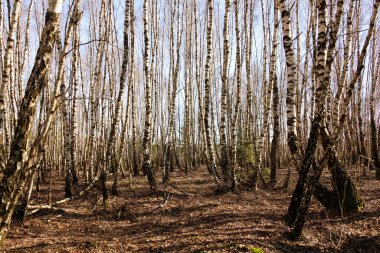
[370,33,380,177]
[219,0,231,182]
[107,0,131,197]
[230,0,242,191]
[278,0,298,158]
[59,2,82,198]
[0,0,21,151]
[285,0,377,239]
[269,1,279,185]
[284,0,338,237]
[166,2,182,185]
[129,0,138,177]
[0,0,63,244]
[142,0,157,191]
[204,0,221,188]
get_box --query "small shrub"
[262,167,271,182]
[237,140,256,166]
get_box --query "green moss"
[262,167,271,182]
[237,141,256,165]
[249,247,265,253]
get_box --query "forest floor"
[4,166,380,253]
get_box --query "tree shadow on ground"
[339,234,380,253]
[275,241,322,253]
[6,240,97,253]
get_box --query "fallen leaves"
[4,167,380,252]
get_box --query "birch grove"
[0,0,379,245]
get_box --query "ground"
[4,166,380,253]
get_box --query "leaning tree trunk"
[0,0,63,244]
[283,0,331,236]
[315,126,365,215]
[323,0,379,205]
[285,0,378,239]
[314,0,374,214]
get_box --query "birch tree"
[142,0,157,191]
[0,0,21,151]
[0,0,64,243]
[204,0,221,188]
